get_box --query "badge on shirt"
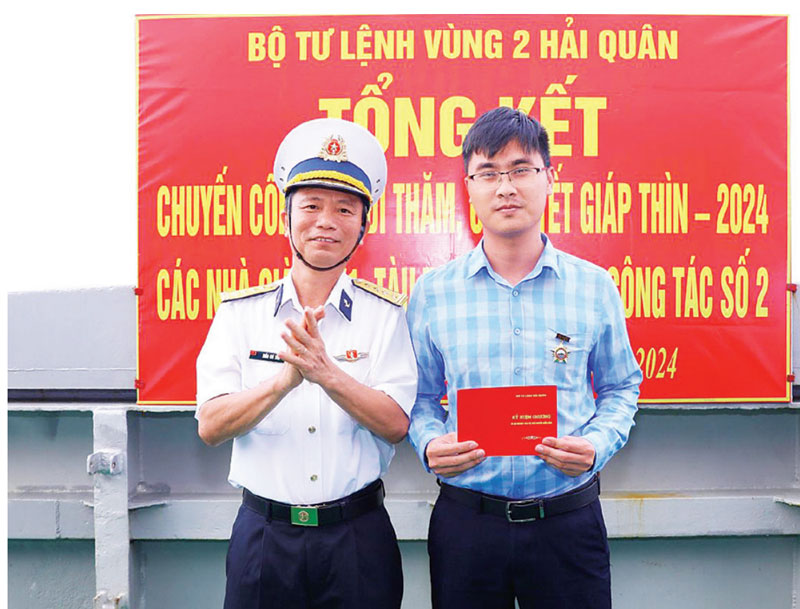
[334,350,368,362]
[250,350,284,363]
[551,342,570,364]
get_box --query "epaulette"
[221,281,281,303]
[352,278,407,307]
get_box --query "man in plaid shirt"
[407,107,642,609]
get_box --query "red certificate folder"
[457,385,557,456]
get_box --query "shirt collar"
[274,274,298,316]
[535,234,562,279]
[274,271,354,322]
[325,273,355,322]
[466,234,562,283]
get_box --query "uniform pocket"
[250,403,291,435]
[241,352,284,387]
[241,355,292,435]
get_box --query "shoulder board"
[221,281,281,303]
[352,278,407,307]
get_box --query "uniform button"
[514,367,522,375]
[512,290,520,297]
[310,474,318,482]
[514,328,521,335]
[308,426,316,434]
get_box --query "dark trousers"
[223,497,403,608]
[428,491,611,609]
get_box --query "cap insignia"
[320,135,347,162]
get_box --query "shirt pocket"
[251,403,292,435]
[442,334,504,389]
[329,348,372,435]
[242,353,291,435]
[541,328,592,393]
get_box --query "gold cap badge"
[320,135,347,162]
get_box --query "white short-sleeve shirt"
[196,272,417,504]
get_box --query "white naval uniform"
[196,272,417,505]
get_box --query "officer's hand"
[278,361,303,392]
[426,432,485,477]
[535,436,596,476]
[279,306,332,385]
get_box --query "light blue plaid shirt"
[407,235,642,499]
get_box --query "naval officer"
[196,118,417,609]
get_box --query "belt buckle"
[505,500,545,523]
[290,505,319,526]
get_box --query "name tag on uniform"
[249,350,283,363]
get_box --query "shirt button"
[310,474,318,482]
[308,426,316,434]
[514,367,522,375]
[512,290,520,297]
[514,328,521,335]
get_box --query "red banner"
[137,15,789,404]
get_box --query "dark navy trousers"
[428,493,611,609]
[223,500,402,609]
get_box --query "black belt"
[243,479,385,527]
[439,475,599,523]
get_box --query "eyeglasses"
[467,166,546,186]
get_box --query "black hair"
[462,107,551,173]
